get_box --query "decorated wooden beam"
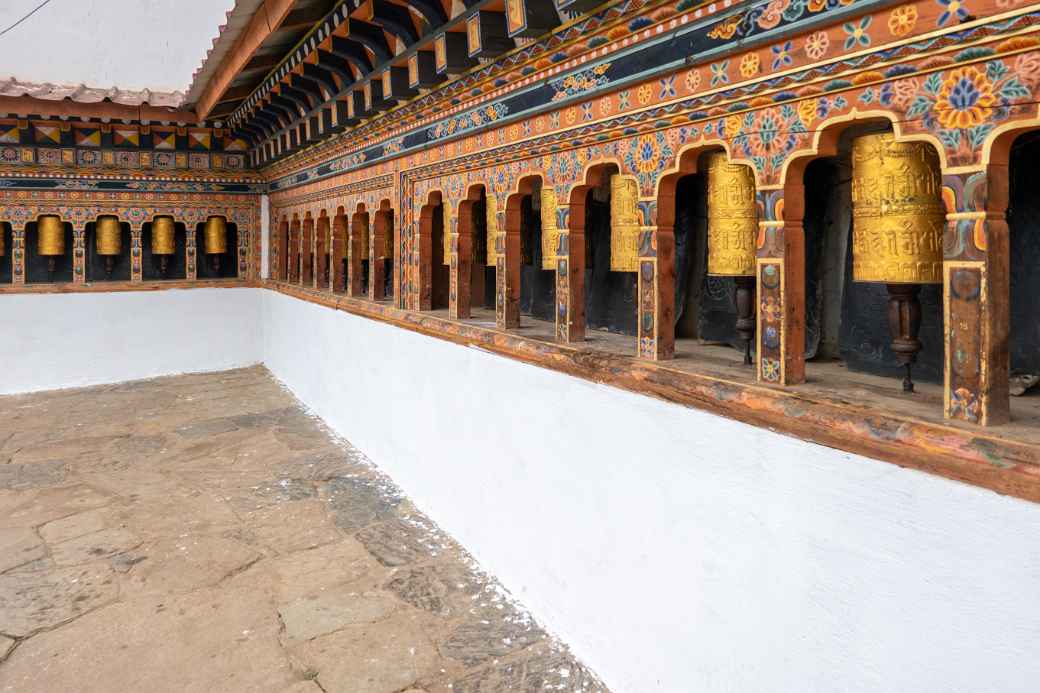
[299,64,338,96]
[505,0,560,38]
[408,50,441,89]
[329,36,375,76]
[402,0,447,28]
[435,32,476,75]
[371,1,420,44]
[382,66,417,101]
[466,11,514,60]
[288,75,324,104]
[316,49,357,85]
[554,0,600,13]
[342,19,392,62]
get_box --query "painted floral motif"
[428,102,508,141]
[888,5,918,36]
[937,0,970,26]
[761,358,781,382]
[772,41,793,70]
[804,31,829,59]
[684,69,701,92]
[549,63,612,102]
[843,16,872,49]
[740,53,761,78]
[710,61,730,87]
[624,132,674,194]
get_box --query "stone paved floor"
[0,367,608,693]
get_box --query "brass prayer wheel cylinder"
[96,216,122,256]
[441,205,450,266]
[203,216,228,255]
[851,133,944,285]
[705,153,758,277]
[37,215,65,256]
[151,216,176,255]
[540,186,559,271]
[485,194,499,267]
[609,174,640,273]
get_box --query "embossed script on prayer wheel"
[203,216,228,255]
[609,175,640,272]
[38,215,65,256]
[705,153,757,277]
[540,186,558,271]
[851,133,944,285]
[151,216,176,255]
[485,194,499,267]
[96,216,122,256]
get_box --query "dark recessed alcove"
[86,221,132,282]
[142,221,188,281]
[25,220,74,284]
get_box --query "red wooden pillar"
[331,214,347,292]
[557,194,585,343]
[347,213,367,297]
[370,210,391,301]
[498,195,521,329]
[943,169,1010,426]
[450,199,473,320]
[755,188,805,386]
[636,195,674,360]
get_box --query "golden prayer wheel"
[485,194,499,267]
[441,205,451,266]
[705,153,759,365]
[851,132,945,393]
[38,215,65,257]
[95,216,122,278]
[609,175,640,273]
[203,216,228,274]
[705,153,757,277]
[540,186,558,271]
[152,216,176,255]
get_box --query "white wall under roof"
[0,0,235,92]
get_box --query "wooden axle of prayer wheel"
[851,132,944,393]
[95,216,122,278]
[203,216,228,274]
[37,215,65,277]
[705,153,758,365]
[151,216,176,277]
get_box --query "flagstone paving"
[0,367,608,693]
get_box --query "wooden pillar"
[370,210,390,301]
[302,218,314,287]
[332,214,347,293]
[11,224,25,285]
[347,213,367,297]
[315,218,329,290]
[557,200,585,343]
[288,220,300,283]
[497,196,520,329]
[450,200,472,320]
[943,170,1010,426]
[238,226,249,280]
[755,188,805,385]
[417,208,434,310]
[72,226,86,284]
[186,224,198,281]
[131,225,143,282]
[637,198,674,360]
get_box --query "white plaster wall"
[1,288,262,395]
[261,289,1040,693]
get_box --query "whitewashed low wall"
[1,288,262,395]
[261,288,1040,693]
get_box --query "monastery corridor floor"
[0,367,607,693]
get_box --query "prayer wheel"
[203,216,228,273]
[540,186,558,271]
[851,132,945,393]
[609,175,640,273]
[705,153,758,365]
[37,215,65,276]
[96,216,121,278]
[485,194,499,267]
[441,205,450,266]
[151,216,176,277]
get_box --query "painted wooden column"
[130,225,143,282]
[288,219,300,283]
[450,199,473,320]
[370,210,390,301]
[556,198,584,343]
[186,224,198,281]
[11,224,25,285]
[755,188,805,386]
[497,193,520,329]
[302,217,314,287]
[332,214,347,293]
[417,210,434,311]
[72,226,86,284]
[347,213,366,297]
[636,198,675,361]
[238,225,250,281]
[942,170,1010,426]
